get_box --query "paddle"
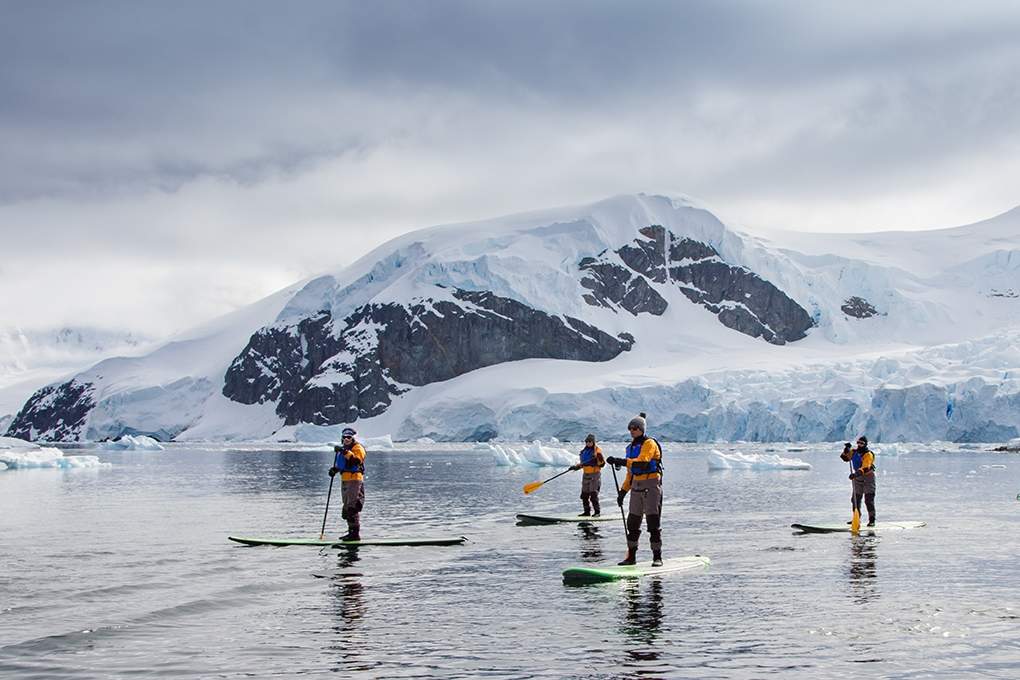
[522,467,574,495]
[318,474,335,541]
[848,456,860,535]
[609,463,628,535]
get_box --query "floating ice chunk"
[874,443,910,457]
[474,442,496,451]
[415,437,436,445]
[491,444,529,466]
[707,449,811,471]
[491,441,575,467]
[102,435,165,451]
[0,436,108,470]
[361,434,394,450]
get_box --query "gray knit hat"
[584,433,596,443]
[627,412,647,434]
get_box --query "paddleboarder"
[841,436,876,527]
[606,413,664,567]
[329,427,367,541]
[570,433,605,516]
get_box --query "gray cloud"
[1,1,1019,333]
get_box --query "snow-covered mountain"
[7,194,1020,443]
[0,326,154,419]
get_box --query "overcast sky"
[2,1,1019,336]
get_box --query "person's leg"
[580,490,591,515]
[619,512,643,565]
[647,513,662,565]
[591,492,600,516]
[864,492,876,526]
[345,481,364,540]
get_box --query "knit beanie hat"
[628,412,647,434]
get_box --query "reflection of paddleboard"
[515,513,617,525]
[228,535,467,547]
[790,521,926,534]
[563,555,711,584]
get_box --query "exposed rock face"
[841,296,880,318]
[6,380,95,441]
[579,257,669,315]
[223,288,634,425]
[581,225,814,344]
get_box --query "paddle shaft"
[524,466,575,493]
[539,467,574,486]
[610,464,628,535]
[319,474,335,541]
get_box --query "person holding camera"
[328,427,367,541]
[841,436,876,527]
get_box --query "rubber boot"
[618,546,637,566]
[651,549,663,567]
[591,496,601,517]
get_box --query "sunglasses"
[628,426,641,431]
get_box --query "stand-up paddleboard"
[790,521,926,534]
[516,513,617,525]
[563,555,711,584]
[228,535,467,547]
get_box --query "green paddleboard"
[790,521,926,534]
[516,513,617,525]
[228,535,467,547]
[562,555,711,584]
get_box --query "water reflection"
[620,579,665,667]
[576,525,605,563]
[327,549,369,671]
[846,536,879,604]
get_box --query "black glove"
[606,456,625,468]
[848,472,857,480]
[329,466,338,478]
[570,464,581,471]
[617,490,627,507]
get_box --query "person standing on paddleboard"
[841,436,876,527]
[606,413,664,567]
[570,433,605,516]
[329,427,367,541]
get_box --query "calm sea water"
[1,443,1018,679]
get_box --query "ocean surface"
[1,443,1018,678]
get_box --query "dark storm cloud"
[1,1,1019,332]
[3,1,1018,201]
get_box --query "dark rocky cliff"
[223,288,634,425]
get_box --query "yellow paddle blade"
[851,508,861,534]
[523,480,543,495]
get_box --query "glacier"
[6,194,1020,444]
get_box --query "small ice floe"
[0,436,108,470]
[874,443,911,457]
[980,464,1007,470]
[707,449,811,471]
[491,441,576,467]
[102,434,165,451]
[361,434,394,450]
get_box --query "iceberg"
[707,449,811,471]
[101,434,165,451]
[361,434,394,450]
[0,436,107,470]
[491,441,576,467]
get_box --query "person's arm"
[595,446,605,468]
[346,443,366,466]
[860,451,874,474]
